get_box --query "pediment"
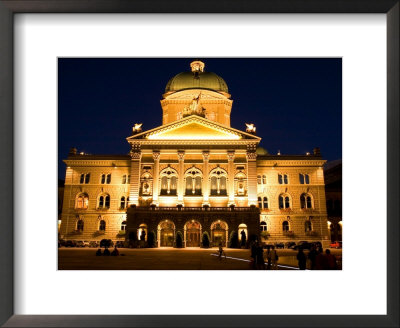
[127,115,260,141]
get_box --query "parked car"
[58,239,66,247]
[330,241,342,249]
[285,242,296,249]
[275,242,284,249]
[115,241,126,248]
[75,240,85,248]
[89,241,99,248]
[82,241,90,247]
[65,240,76,247]
[293,241,313,250]
[311,241,322,249]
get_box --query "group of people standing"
[95,246,120,256]
[250,242,278,270]
[251,242,339,270]
[297,245,338,270]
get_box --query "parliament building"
[60,60,330,248]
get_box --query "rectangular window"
[85,173,90,184]
[262,175,266,184]
[283,174,288,184]
[278,174,283,184]
[305,174,310,184]
[127,175,131,184]
[122,175,127,184]
[101,174,106,184]
[299,173,304,184]
[106,174,111,184]
[80,174,85,184]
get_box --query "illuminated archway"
[238,223,248,244]
[184,220,202,247]
[158,220,175,247]
[210,220,228,247]
[138,223,148,241]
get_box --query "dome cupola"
[165,60,229,94]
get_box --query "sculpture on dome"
[183,93,206,118]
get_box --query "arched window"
[121,221,127,231]
[98,194,110,209]
[262,175,267,184]
[257,175,261,184]
[300,194,313,209]
[258,197,262,208]
[185,167,202,196]
[160,167,178,195]
[99,220,106,231]
[305,220,312,232]
[76,219,84,231]
[282,221,289,232]
[279,194,291,209]
[260,221,267,231]
[75,193,89,209]
[263,197,268,209]
[210,168,228,196]
[120,196,126,209]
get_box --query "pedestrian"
[218,242,226,260]
[103,247,110,256]
[270,245,278,270]
[256,243,266,269]
[250,241,257,269]
[324,249,337,269]
[308,245,318,270]
[266,246,272,270]
[296,248,307,270]
[315,248,327,269]
[95,248,102,256]
[111,246,119,256]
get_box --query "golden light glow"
[147,123,240,140]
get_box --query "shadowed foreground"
[58,248,304,270]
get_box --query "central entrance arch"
[185,220,201,247]
[158,220,175,247]
[211,220,228,247]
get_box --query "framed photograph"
[0,1,398,327]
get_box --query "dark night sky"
[58,58,342,179]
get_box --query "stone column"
[227,150,235,206]
[246,144,258,206]
[128,143,142,206]
[177,150,185,205]
[202,151,210,205]
[152,151,160,205]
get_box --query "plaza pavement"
[58,247,342,270]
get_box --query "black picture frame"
[0,1,398,327]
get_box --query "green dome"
[256,146,269,156]
[165,61,228,94]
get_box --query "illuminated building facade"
[60,60,330,247]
